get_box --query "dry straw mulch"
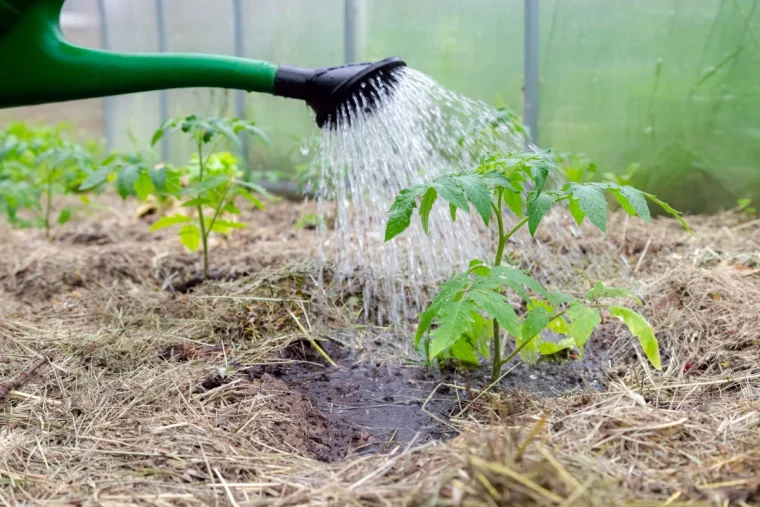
[1,199,759,506]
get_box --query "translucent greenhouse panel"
[102,0,162,155]
[241,0,344,179]
[162,0,237,164]
[365,0,525,115]
[539,0,760,213]
[2,0,105,141]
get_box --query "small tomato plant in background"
[148,116,272,279]
[385,151,692,382]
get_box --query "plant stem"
[44,168,53,241]
[491,190,505,382]
[196,138,209,279]
[490,189,530,383]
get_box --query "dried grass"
[1,200,759,506]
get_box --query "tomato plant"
[147,115,271,279]
[385,150,692,382]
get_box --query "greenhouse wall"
[2,0,758,213]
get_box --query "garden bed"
[1,197,759,505]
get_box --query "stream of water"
[305,67,627,326]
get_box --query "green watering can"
[0,0,405,128]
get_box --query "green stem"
[195,137,209,279]
[44,168,53,241]
[206,184,231,235]
[491,189,530,383]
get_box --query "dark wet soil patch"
[248,340,459,454]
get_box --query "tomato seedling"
[148,116,271,279]
[385,150,692,382]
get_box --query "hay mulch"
[1,197,759,506]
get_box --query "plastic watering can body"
[0,0,405,128]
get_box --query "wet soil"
[240,330,611,461]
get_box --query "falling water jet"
[310,67,627,329]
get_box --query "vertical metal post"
[344,0,357,64]
[524,0,540,145]
[156,0,170,160]
[97,0,113,151]
[232,0,249,173]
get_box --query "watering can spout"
[0,0,406,129]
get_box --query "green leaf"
[415,273,470,346]
[527,192,555,236]
[385,186,422,241]
[148,214,192,232]
[183,197,213,207]
[490,266,550,303]
[210,219,246,233]
[151,128,165,147]
[519,306,552,363]
[57,208,72,225]
[419,187,437,235]
[134,171,154,201]
[79,167,111,191]
[586,282,641,304]
[644,193,693,234]
[116,164,140,199]
[433,176,469,211]
[539,338,576,356]
[449,202,457,221]
[568,198,585,226]
[608,306,661,369]
[457,174,492,225]
[502,189,524,217]
[240,191,266,211]
[179,224,201,252]
[150,166,168,192]
[223,203,241,215]
[529,162,550,191]
[180,175,229,197]
[429,299,476,358]
[567,183,608,233]
[469,289,521,338]
[566,304,601,349]
[450,336,479,365]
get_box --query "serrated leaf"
[502,189,523,217]
[433,176,469,211]
[644,193,693,234]
[491,266,550,303]
[568,198,585,226]
[419,187,437,235]
[116,164,140,199]
[148,214,192,232]
[57,208,72,225]
[469,289,521,338]
[429,299,476,358]
[415,273,471,346]
[385,186,422,241]
[566,304,601,349]
[610,185,650,222]
[527,192,555,236]
[134,171,154,201]
[179,224,201,252]
[529,162,550,191]
[567,183,608,232]
[587,282,641,304]
[609,306,661,369]
[457,174,492,225]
